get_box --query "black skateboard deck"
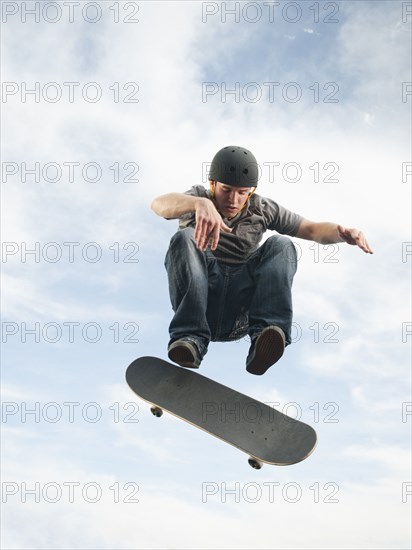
[126,356,317,468]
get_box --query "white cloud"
[2,446,411,549]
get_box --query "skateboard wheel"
[150,406,163,417]
[248,457,262,470]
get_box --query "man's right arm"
[151,193,203,219]
[151,193,232,251]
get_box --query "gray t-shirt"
[178,185,303,264]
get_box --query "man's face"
[212,181,254,219]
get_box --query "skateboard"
[125,356,317,469]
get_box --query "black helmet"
[208,145,259,187]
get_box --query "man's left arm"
[296,219,373,254]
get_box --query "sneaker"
[246,326,285,375]
[168,339,202,369]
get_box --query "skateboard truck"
[150,406,163,418]
[248,457,263,470]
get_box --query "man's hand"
[338,225,373,254]
[194,198,232,251]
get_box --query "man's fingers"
[195,217,215,251]
[194,219,232,251]
[194,219,205,247]
[354,231,373,253]
[209,226,220,251]
[358,236,373,254]
[220,222,233,233]
[194,198,233,251]
[338,225,373,254]
[195,218,210,250]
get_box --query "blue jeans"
[164,227,298,358]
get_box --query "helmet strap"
[240,187,256,212]
[209,180,216,198]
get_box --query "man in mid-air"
[151,145,373,375]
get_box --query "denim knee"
[168,227,196,250]
[264,235,297,266]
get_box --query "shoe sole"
[168,343,199,369]
[246,327,285,375]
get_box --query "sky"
[1,1,411,548]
